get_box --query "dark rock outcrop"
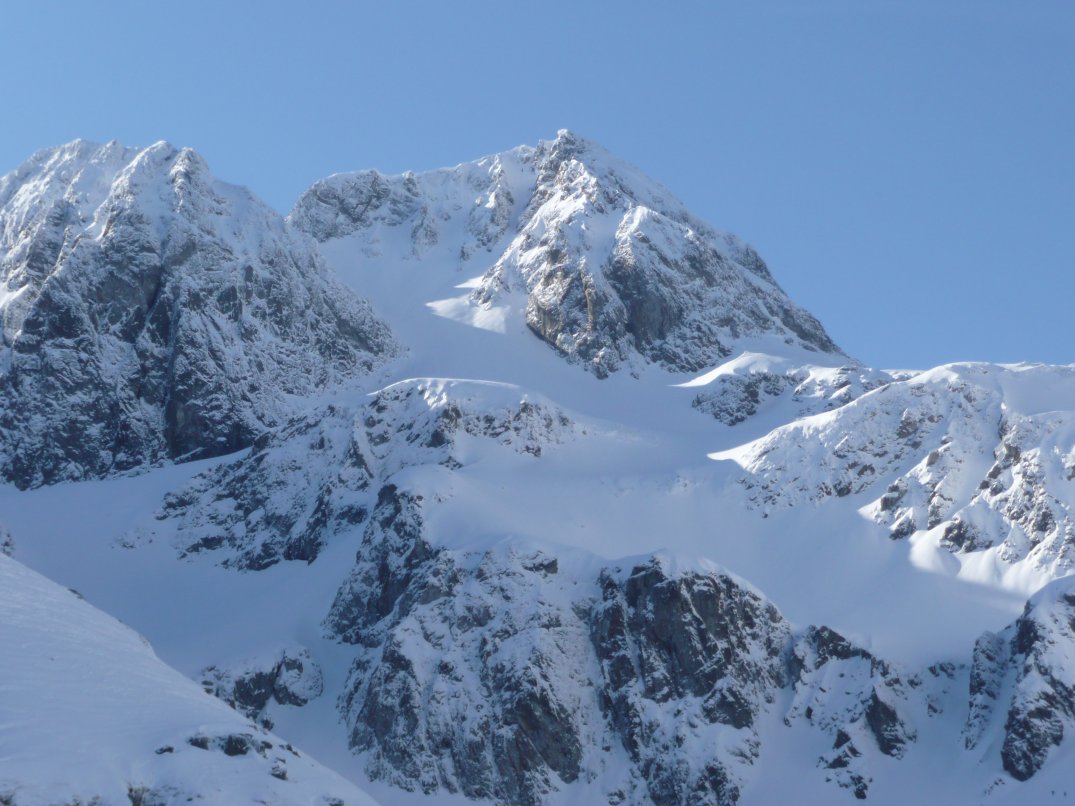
[201,648,324,728]
[328,526,792,805]
[589,560,790,806]
[965,579,1075,781]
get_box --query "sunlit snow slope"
[0,552,380,806]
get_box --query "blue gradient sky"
[2,1,1071,369]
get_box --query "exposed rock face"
[328,487,594,804]
[326,495,794,806]
[965,577,1075,781]
[0,139,395,488]
[319,472,956,805]
[726,363,1075,578]
[291,129,842,377]
[201,648,324,729]
[589,561,790,806]
[152,378,579,569]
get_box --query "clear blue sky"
[2,1,1071,369]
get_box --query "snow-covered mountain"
[0,140,395,488]
[2,133,1074,806]
[290,129,840,378]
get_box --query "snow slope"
[0,552,379,806]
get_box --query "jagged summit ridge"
[290,129,841,377]
[0,139,396,488]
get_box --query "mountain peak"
[531,128,677,206]
[542,127,596,158]
[0,139,397,487]
[292,133,842,377]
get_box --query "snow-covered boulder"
[200,647,324,729]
